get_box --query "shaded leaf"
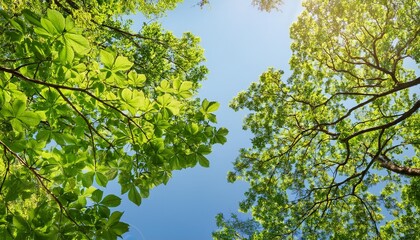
[128,186,141,206]
[101,194,121,207]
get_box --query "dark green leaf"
[22,9,41,27]
[197,154,210,167]
[107,211,123,226]
[91,189,103,203]
[96,172,108,187]
[81,172,95,187]
[100,194,121,207]
[110,222,129,236]
[128,186,142,206]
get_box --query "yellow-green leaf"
[113,56,133,71]
[47,9,65,33]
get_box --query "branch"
[342,99,420,142]
[331,76,420,127]
[377,154,420,176]
[99,22,162,44]
[0,140,83,229]
[56,88,98,169]
[0,148,11,194]
[0,65,149,140]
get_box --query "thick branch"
[377,154,420,176]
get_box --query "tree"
[197,0,283,12]
[251,0,283,12]
[0,0,227,238]
[223,0,420,239]
[213,213,260,240]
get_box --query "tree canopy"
[220,0,420,238]
[251,0,283,12]
[198,0,283,12]
[0,0,227,238]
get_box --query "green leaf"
[135,73,146,86]
[158,94,181,115]
[128,71,146,86]
[65,16,75,32]
[121,89,132,102]
[13,215,29,230]
[100,194,121,207]
[64,33,90,54]
[62,192,78,202]
[59,43,74,64]
[12,99,26,116]
[157,80,171,92]
[110,222,129,236]
[34,26,52,37]
[107,211,123,226]
[206,101,220,113]
[214,127,228,144]
[40,18,57,35]
[100,50,115,69]
[47,9,65,33]
[5,30,23,42]
[113,56,133,71]
[31,41,48,58]
[0,9,10,20]
[81,172,95,187]
[10,118,23,132]
[128,186,142,206]
[36,129,51,141]
[179,81,193,92]
[17,111,41,126]
[22,9,41,27]
[178,81,193,98]
[217,127,229,136]
[197,145,212,155]
[98,205,110,218]
[140,187,150,198]
[91,189,103,203]
[95,172,108,187]
[198,155,210,167]
[9,19,25,33]
[106,168,118,180]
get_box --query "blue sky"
[117,1,303,239]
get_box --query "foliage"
[197,0,283,12]
[213,213,261,240]
[0,1,227,239]
[251,0,283,12]
[223,0,420,239]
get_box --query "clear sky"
[115,0,303,239]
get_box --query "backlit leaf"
[47,9,65,33]
[100,50,115,69]
[113,56,133,71]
